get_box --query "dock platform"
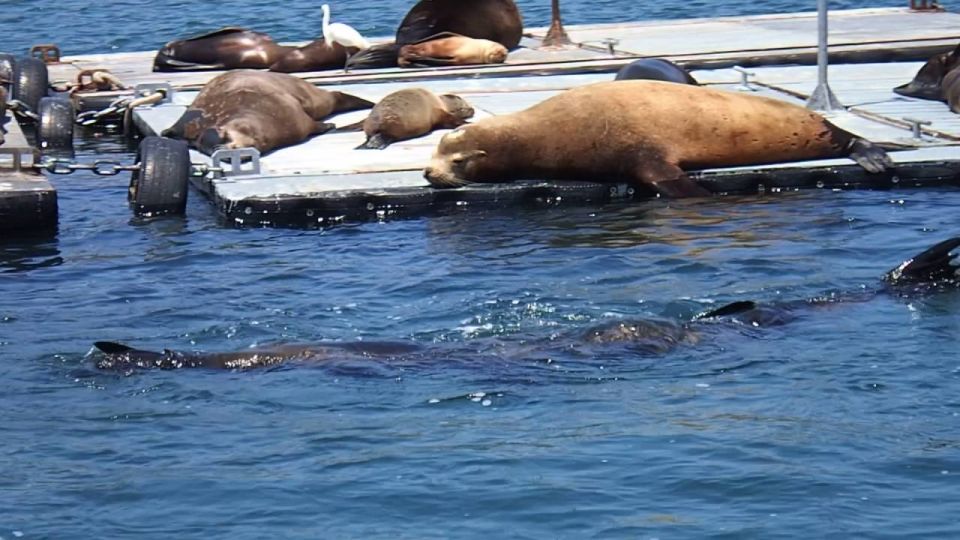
[51,7,960,227]
[0,112,57,233]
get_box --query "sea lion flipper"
[884,237,960,285]
[345,43,400,70]
[356,133,393,150]
[693,301,758,320]
[332,92,375,113]
[637,161,710,198]
[847,138,894,174]
[312,122,336,136]
[161,109,204,139]
[333,119,366,133]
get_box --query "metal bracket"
[732,66,757,91]
[133,83,173,104]
[30,44,61,64]
[600,38,620,56]
[903,116,932,140]
[210,147,261,177]
[0,147,37,172]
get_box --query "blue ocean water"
[3,1,960,538]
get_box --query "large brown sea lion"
[357,88,474,149]
[893,43,960,104]
[398,33,508,67]
[944,67,960,113]
[424,81,894,197]
[346,0,523,69]
[162,71,373,155]
[269,39,356,73]
[153,27,293,72]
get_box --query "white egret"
[321,4,371,52]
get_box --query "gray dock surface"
[118,8,960,226]
[0,114,57,233]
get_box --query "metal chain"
[74,96,133,127]
[6,99,40,122]
[32,156,223,177]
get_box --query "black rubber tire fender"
[128,136,190,217]
[12,56,48,115]
[37,97,74,150]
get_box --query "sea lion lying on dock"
[346,0,523,69]
[614,58,698,85]
[269,39,356,73]
[161,71,373,154]
[153,27,293,72]
[357,88,474,149]
[398,33,508,68]
[424,81,894,196]
[893,43,960,113]
[92,236,960,370]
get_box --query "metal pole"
[806,0,843,111]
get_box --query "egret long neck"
[322,6,330,38]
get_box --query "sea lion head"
[438,94,475,121]
[480,41,509,64]
[424,126,489,188]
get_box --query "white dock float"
[129,58,960,227]
[0,112,57,233]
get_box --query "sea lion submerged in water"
[161,70,373,155]
[93,237,960,369]
[398,33,508,68]
[424,81,894,197]
[614,58,698,85]
[153,27,293,72]
[358,88,474,149]
[893,43,960,104]
[269,39,357,73]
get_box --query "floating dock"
[45,7,960,227]
[0,110,57,233]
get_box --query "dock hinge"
[133,83,173,105]
[210,148,261,177]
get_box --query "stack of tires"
[0,52,73,151]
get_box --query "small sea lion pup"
[424,81,894,197]
[162,71,373,155]
[614,58,698,85]
[357,88,474,149]
[893,42,960,104]
[153,27,293,71]
[398,32,508,68]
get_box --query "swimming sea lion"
[93,236,960,369]
[162,71,373,155]
[357,88,474,149]
[269,39,356,73]
[398,33,508,67]
[893,43,960,102]
[424,81,894,197]
[153,27,293,72]
[614,58,698,85]
[92,340,422,370]
[587,236,960,346]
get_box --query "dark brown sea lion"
[161,71,373,155]
[153,27,293,72]
[357,88,474,149]
[398,0,523,49]
[942,66,960,113]
[269,39,356,73]
[424,81,894,197]
[398,33,508,68]
[614,58,698,85]
[893,43,960,102]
